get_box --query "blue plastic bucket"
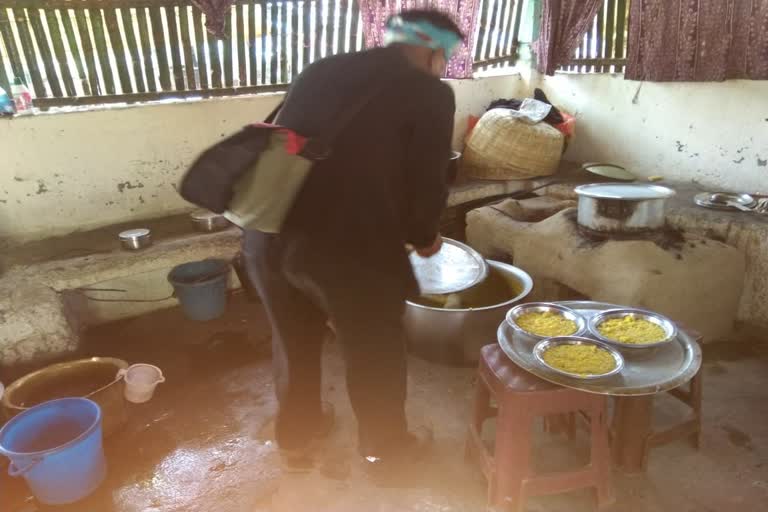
[168,258,230,321]
[0,397,106,505]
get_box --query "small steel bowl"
[119,228,152,250]
[533,336,624,380]
[506,302,587,342]
[190,210,231,233]
[588,308,677,350]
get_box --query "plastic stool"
[466,344,613,511]
[611,327,703,472]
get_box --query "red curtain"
[192,0,233,38]
[626,0,768,81]
[358,0,481,79]
[534,0,602,75]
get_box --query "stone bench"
[0,214,242,366]
[0,180,529,367]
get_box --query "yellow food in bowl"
[542,344,616,376]
[515,311,578,337]
[597,316,667,344]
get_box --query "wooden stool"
[466,344,613,511]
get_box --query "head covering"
[383,16,462,60]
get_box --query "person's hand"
[416,234,443,258]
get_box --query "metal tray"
[497,301,702,396]
[694,192,756,211]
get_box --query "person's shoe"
[279,446,320,473]
[259,402,336,443]
[277,403,336,473]
[360,426,434,484]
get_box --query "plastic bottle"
[11,77,33,113]
[0,86,15,117]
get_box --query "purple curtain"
[534,0,602,75]
[192,0,233,38]
[358,0,481,79]
[626,0,768,81]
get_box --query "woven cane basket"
[462,109,565,180]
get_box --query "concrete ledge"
[0,223,242,365]
[0,181,523,366]
[447,179,533,207]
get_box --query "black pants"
[242,230,409,454]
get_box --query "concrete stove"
[466,197,746,341]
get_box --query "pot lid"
[409,238,489,295]
[119,228,150,240]
[582,162,636,181]
[574,183,676,200]
[190,209,223,220]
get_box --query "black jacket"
[276,47,456,301]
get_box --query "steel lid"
[582,162,636,181]
[119,228,150,240]
[574,183,676,200]
[190,209,222,220]
[409,238,489,295]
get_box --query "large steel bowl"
[2,357,129,437]
[405,260,533,366]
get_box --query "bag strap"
[264,101,284,124]
[263,82,386,160]
[307,83,387,158]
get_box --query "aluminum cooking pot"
[405,260,533,366]
[574,183,676,233]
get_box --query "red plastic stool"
[466,344,613,511]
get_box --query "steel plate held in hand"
[409,238,488,296]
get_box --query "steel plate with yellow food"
[588,308,677,350]
[533,337,624,380]
[506,302,586,341]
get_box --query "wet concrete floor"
[2,293,767,511]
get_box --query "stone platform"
[0,180,522,367]
[536,183,768,328]
[467,197,746,341]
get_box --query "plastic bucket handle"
[9,457,44,477]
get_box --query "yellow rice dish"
[515,311,578,337]
[597,316,667,345]
[542,344,617,376]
